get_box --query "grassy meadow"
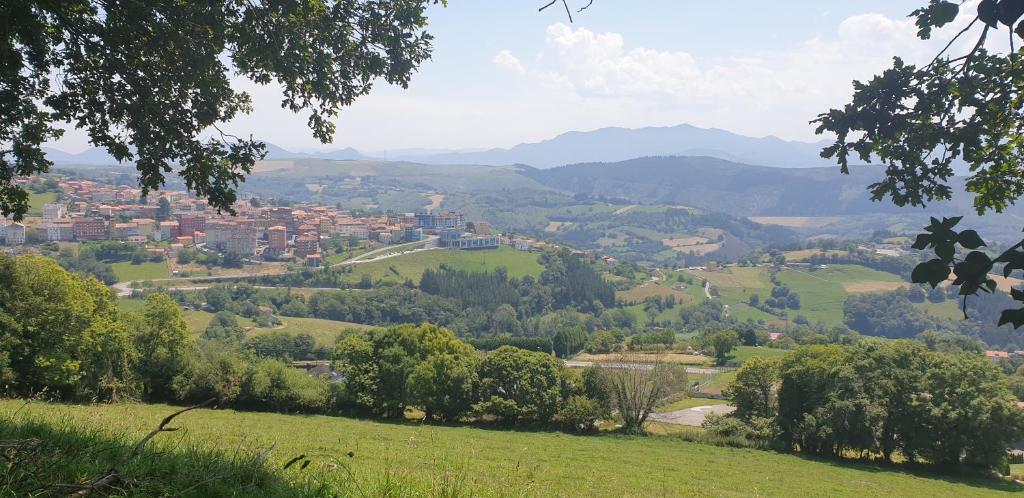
[348,246,543,285]
[111,260,170,281]
[1,401,1017,497]
[683,264,914,327]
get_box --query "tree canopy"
[815,1,1024,328]
[1,0,443,219]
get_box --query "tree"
[407,352,479,422]
[709,331,739,366]
[475,346,562,424]
[0,254,118,396]
[333,324,472,418]
[602,357,687,434]
[2,1,443,220]
[724,357,780,421]
[79,315,139,401]
[156,197,172,222]
[918,352,1024,469]
[172,344,249,405]
[133,293,193,401]
[552,326,588,358]
[201,311,246,344]
[814,1,1024,328]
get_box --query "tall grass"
[0,403,474,497]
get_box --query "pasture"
[2,401,1017,497]
[348,246,543,284]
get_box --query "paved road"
[649,404,736,426]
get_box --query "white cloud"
[497,5,986,141]
[493,49,526,76]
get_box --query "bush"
[557,395,604,434]
[240,360,331,414]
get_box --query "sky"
[47,1,987,154]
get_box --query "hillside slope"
[520,156,1024,228]
[3,401,1017,497]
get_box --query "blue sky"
[49,1,973,154]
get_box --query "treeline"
[844,287,1024,348]
[56,241,164,284]
[711,341,1023,473]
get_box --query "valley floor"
[2,401,1019,497]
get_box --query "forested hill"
[518,156,1020,220]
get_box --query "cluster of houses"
[1,176,539,266]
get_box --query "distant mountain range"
[42,123,836,169]
[42,142,370,166]
[41,122,969,173]
[392,124,836,169]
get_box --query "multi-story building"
[73,218,108,241]
[415,211,464,231]
[177,214,206,237]
[438,229,500,250]
[267,225,287,255]
[224,232,257,257]
[471,221,492,235]
[158,221,179,241]
[4,222,26,245]
[294,235,319,258]
[46,221,75,242]
[133,218,156,239]
[403,227,424,242]
[111,222,139,240]
[43,203,67,220]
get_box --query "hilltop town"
[0,175,515,270]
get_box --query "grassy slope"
[27,191,57,216]
[3,401,1017,497]
[350,246,543,285]
[117,299,369,344]
[111,261,170,281]
[684,265,914,327]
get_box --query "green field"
[684,265,911,327]
[656,397,730,412]
[111,261,170,281]
[2,401,1017,497]
[26,191,57,216]
[349,246,543,284]
[729,345,790,365]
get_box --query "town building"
[267,225,288,255]
[4,222,26,245]
[294,235,319,258]
[438,229,500,250]
[177,214,206,237]
[46,221,75,242]
[72,218,108,241]
[415,211,464,231]
[42,203,67,220]
[158,221,179,241]
[471,220,491,235]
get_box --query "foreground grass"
[1,401,1019,497]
